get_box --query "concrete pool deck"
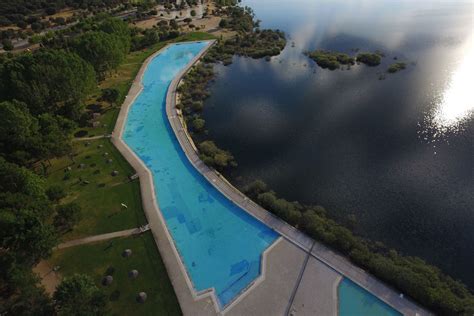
[112,41,432,315]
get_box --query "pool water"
[122,41,278,307]
[338,279,402,316]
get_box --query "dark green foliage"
[0,0,128,27]
[54,202,82,232]
[46,184,66,202]
[0,100,40,165]
[356,52,382,66]
[54,274,107,316]
[0,49,96,120]
[306,50,355,70]
[0,266,54,315]
[101,87,120,105]
[191,118,205,132]
[224,6,255,33]
[387,62,407,73]
[198,141,236,169]
[98,17,131,53]
[72,31,128,78]
[243,180,474,315]
[36,113,75,160]
[1,38,13,51]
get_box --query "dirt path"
[33,260,62,296]
[56,226,149,250]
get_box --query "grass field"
[50,233,181,316]
[44,31,217,313]
[45,138,147,241]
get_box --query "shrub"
[356,52,382,66]
[46,184,66,202]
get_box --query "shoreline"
[165,46,431,315]
[111,40,430,315]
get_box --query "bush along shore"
[242,180,474,315]
[176,5,286,170]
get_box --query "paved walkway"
[111,41,432,316]
[73,134,110,142]
[56,225,149,249]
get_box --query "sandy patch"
[33,260,62,296]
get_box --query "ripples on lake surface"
[202,0,474,287]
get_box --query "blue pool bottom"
[123,41,278,307]
[338,279,402,316]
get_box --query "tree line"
[0,14,169,314]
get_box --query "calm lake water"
[202,0,474,288]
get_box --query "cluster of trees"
[0,157,86,314]
[356,52,382,66]
[305,50,355,70]
[219,5,256,33]
[0,0,128,27]
[243,180,474,315]
[131,19,180,51]
[0,15,135,313]
[387,62,407,73]
[198,141,236,169]
[306,49,384,70]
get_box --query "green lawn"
[49,233,181,316]
[77,32,217,136]
[46,138,147,241]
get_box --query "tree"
[54,274,107,316]
[1,38,13,51]
[0,50,96,120]
[0,100,40,165]
[101,88,120,105]
[198,140,236,169]
[54,202,82,232]
[1,266,54,315]
[36,113,75,160]
[0,101,75,166]
[72,31,127,79]
[190,9,196,17]
[46,184,66,202]
[98,17,131,54]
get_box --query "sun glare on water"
[432,41,474,133]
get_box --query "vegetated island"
[387,62,407,73]
[305,50,383,70]
[304,50,354,70]
[355,52,382,66]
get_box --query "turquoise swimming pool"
[338,279,402,316]
[122,41,278,308]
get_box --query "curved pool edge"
[111,40,222,314]
[111,40,283,314]
[111,40,431,316]
[164,43,432,316]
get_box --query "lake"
[202,0,474,288]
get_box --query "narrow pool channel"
[122,41,278,308]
